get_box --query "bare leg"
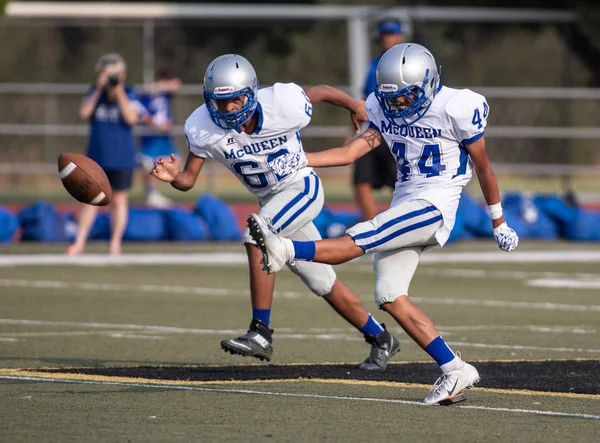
[381,296,439,349]
[354,183,379,221]
[322,279,369,330]
[246,243,276,310]
[312,235,365,264]
[109,191,129,255]
[68,203,98,255]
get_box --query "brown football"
[58,153,112,206]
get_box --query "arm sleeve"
[365,93,382,132]
[184,122,212,159]
[275,82,312,132]
[446,90,489,146]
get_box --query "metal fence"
[1,2,599,196]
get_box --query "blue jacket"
[363,55,383,99]
[85,85,138,170]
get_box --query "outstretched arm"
[150,152,205,192]
[306,128,384,168]
[466,136,519,251]
[304,85,367,133]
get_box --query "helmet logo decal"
[379,84,398,93]
[214,86,235,96]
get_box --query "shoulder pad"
[445,89,487,119]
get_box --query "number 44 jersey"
[185,82,314,198]
[366,86,489,247]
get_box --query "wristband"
[488,202,503,220]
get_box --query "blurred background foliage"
[0,0,599,86]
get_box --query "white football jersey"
[185,82,314,198]
[366,86,489,246]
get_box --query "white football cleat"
[423,360,480,406]
[247,213,290,274]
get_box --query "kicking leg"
[247,199,444,273]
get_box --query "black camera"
[107,74,120,88]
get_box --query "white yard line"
[0,330,131,338]
[437,325,596,335]
[417,268,600,280]
[107,333,166,340]
[1,278,599,312]
[0,375,598,420]
[0,318,598,353]
[527,279,600,289]
[0,279,304,300]
[1,250,600,267]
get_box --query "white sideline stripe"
[527,279,600,289]
[0,338,18,342]
[2,250,600,267]
[1,376,599,421]
[2,278,600,312]
[0,319,598,353]
[58,162,76,179]
[89,192,106,205]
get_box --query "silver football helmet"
[203,54,259,130]
[375,43,441,126]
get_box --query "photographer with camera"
[68,53,141,256]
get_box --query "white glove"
[493,222,519,252]
[267,152,308,177]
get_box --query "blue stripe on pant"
[275,174,320,233]
[271,175,311,226]
[352,205,437,241]
[359,214,443,250]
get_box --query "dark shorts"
[105,169,134,191]
[352,141,397,190]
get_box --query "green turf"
[0,243,599,441]
[1,381,599,443]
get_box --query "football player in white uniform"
[150,54,401,369]
[248,43,519,405]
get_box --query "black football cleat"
[359,324,401,371]
[221,318,274,362]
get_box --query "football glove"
[493,222,519,252]
[267,152,308,177]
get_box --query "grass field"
[0,241,599,442]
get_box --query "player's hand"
[349,100,368,133]
[267,152,308,177]
[493,222,519,252]
[150,153,179,182]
